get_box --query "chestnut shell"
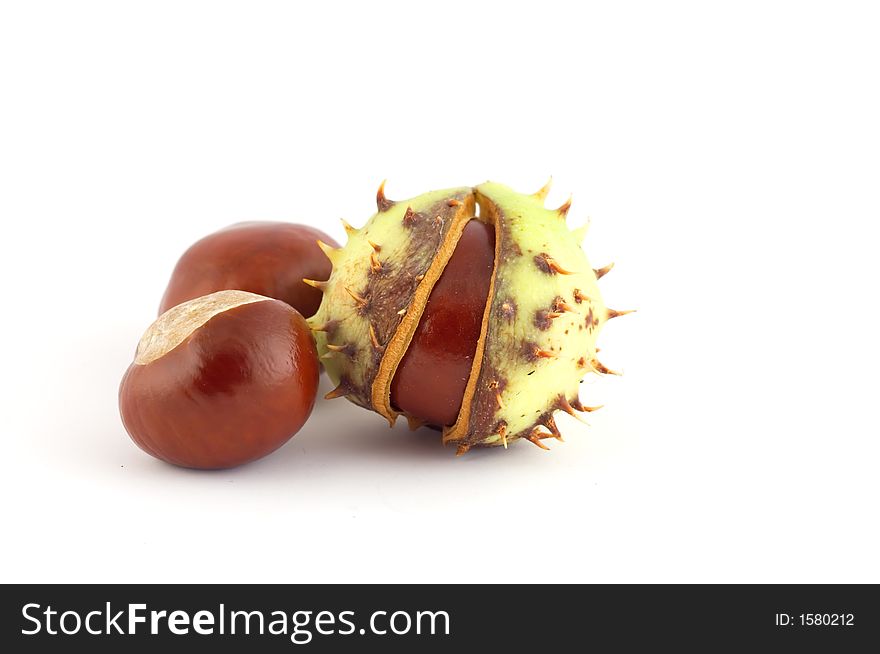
[308,182,614,451]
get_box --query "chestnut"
[119,290,319,469]
[309,182,623,453]
[159,221,339,318]
[390,220,495,427]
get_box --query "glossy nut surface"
[159,222,338,317]
[120,290,319,469]
[390,220,495,427]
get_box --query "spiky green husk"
[308,181,624,453]
[308,186,475,417]
[442,182,608,451]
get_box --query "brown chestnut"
[119,290,319,469]
[159,222,339,317]
[390,220,496,427]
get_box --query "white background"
[1,1,878,583]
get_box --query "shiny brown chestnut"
[119,290,319,469]
[159,222,339,317]
[390,220,496,427]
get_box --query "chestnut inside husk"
[308,181,629,453]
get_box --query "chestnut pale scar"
[135,290,270,365]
